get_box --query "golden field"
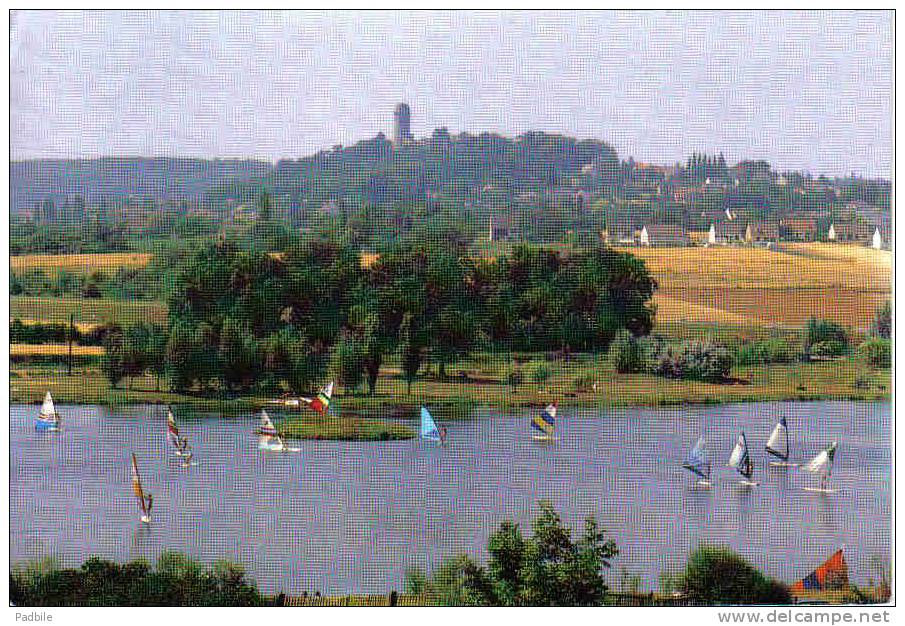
[10,252,152,274]
[620,243,891,330]
[11,343,104,356]
[11,296,168,325]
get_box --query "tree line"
[100,238,656,395]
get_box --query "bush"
[871,301,891,339]
[811,340,845,358]
[680,341,732,382]
[733,338,801,366]
[530,362,552,385]
[678,546,792,605]
[805,318,848,354]
[573,372,597,393]
[857,338,891,369]
[610,330,644,374]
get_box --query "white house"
[872,227,884,250]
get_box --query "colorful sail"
[802,441,837,478]
[308,381,334,415]
[130,453,152,521]
[531,404,556,439]
[766,417,790,461]
[166,409,193,460]
[35,391,61,430]
[791,549,849,593]
[728,432,754,479]
[682,436,711,480]
[420,406,442,442]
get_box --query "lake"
[9,401,891,595]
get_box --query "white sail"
[803,442,837,478]
[766,417,789,461]
[682,436,711,480]
[728,432,754,479]
[258,409,286,451]
[40,391,57,419]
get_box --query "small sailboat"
[766,416,797,467]
[257,410,299,453]
[131,453,153,524]
[305,381,334,415]
[35,391,61,431]
[531,403,557,442]
[802,441,838,493]
[420,406,447,444]
[166,408,195,466]
[728,431,757,486]
[682,436,712,487]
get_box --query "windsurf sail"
[791,548,849,593]
[36,391,61,429]
[802,441,837,481]
[766,417,790,461]
[131,453,153,522]
[258,409,285,450]
[166,409,193,459]
[682,436,711,480]
[728,432,754,480]
[531,404,557,440]
[421,406,442,442]
[307,381,334,415]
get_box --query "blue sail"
[682,436,711,480]
[421,406,442,442]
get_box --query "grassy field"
[10,252,152,274]
[11,296,168,325]
[10,351,890,419]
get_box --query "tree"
[165,322,202,393]
[218,317,261,391]
[101,331,126,389]
[677,546,791,605]
[407,501,618,606]
[330,331,366,393]
[610,329,644,373]
[804,318,849,358]
[398,313,424,394]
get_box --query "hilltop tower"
[393,103,413,145]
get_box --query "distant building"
[708,220,746,245]
[488,215,516,242]
[780,217,819,242]
[393,103,413,145]
[639,224,688,247]
[827,222,857,242]
[872,225,890,250]
[745,222,779,244]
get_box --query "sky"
[10,10,893,177]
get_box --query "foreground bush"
[406,501,618,606]
[676,546,791,605]
[11,553,265,607]
[733,338,801,366]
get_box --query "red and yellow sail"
[791,549,849,593]
[308,381,334,415]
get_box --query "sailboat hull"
[35,421,60,431]
[737,480,759,487]
[769,461,799,467]
[140,515,152,524]
[532,435,557,443]
[694,479,712,488]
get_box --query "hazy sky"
[10,10,893,176]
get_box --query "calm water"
[10,401,890,595]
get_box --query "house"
[708,220,746,245]
[745,222,780,243]
[780,217,818,242]
[827,222,858,242]
[639,224,688,247]
[871,224,891,250]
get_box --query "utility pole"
[68,313,74,376]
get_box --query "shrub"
[530,362,552,385]
[857,338,891,369]
[610,330,644,374]
[573,372,597,393]
[805,318,848,354]
[733,338,801,366]
[678,546,792,605]
[680,341,732,382]
[811,340,845,358]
